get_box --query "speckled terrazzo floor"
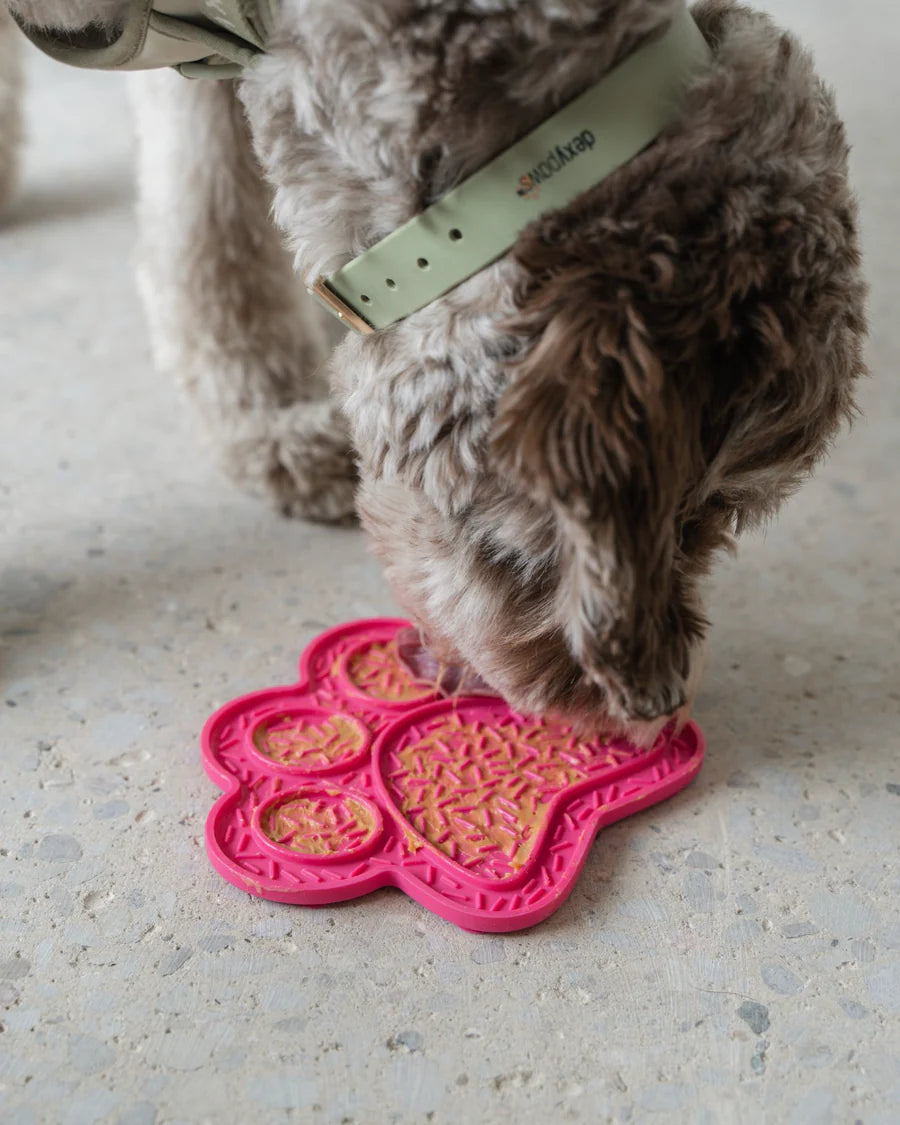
[1,3,898,1123]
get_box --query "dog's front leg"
[129,70,357,523]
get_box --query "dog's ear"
[491,255,701,721]
[492,161,865,723]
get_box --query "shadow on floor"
[1,164,134,230]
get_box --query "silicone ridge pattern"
[202,618,705,933]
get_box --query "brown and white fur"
[1,1,867,737]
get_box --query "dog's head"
[487,0,866,724]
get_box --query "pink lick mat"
[201,618,705,933]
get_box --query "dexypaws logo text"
[517,129,596,200]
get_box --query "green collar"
[310,4,711,335]
[13,0,277,78]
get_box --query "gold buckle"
[307,277,375,335]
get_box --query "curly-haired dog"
[3,1,866,738]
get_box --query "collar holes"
[449,228,463,241]
[417,258,430,270]
[385,278,397,289]
[360,294,372,304]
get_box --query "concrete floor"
[1,3,898,1123]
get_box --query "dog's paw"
[223,400,359,525]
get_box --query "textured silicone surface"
[202,619,705,932]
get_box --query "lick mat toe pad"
[201,618,704,932]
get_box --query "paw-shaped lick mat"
[201,619,705,932]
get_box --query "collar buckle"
[307,278,375,335]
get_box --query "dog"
[1,0,867,739]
